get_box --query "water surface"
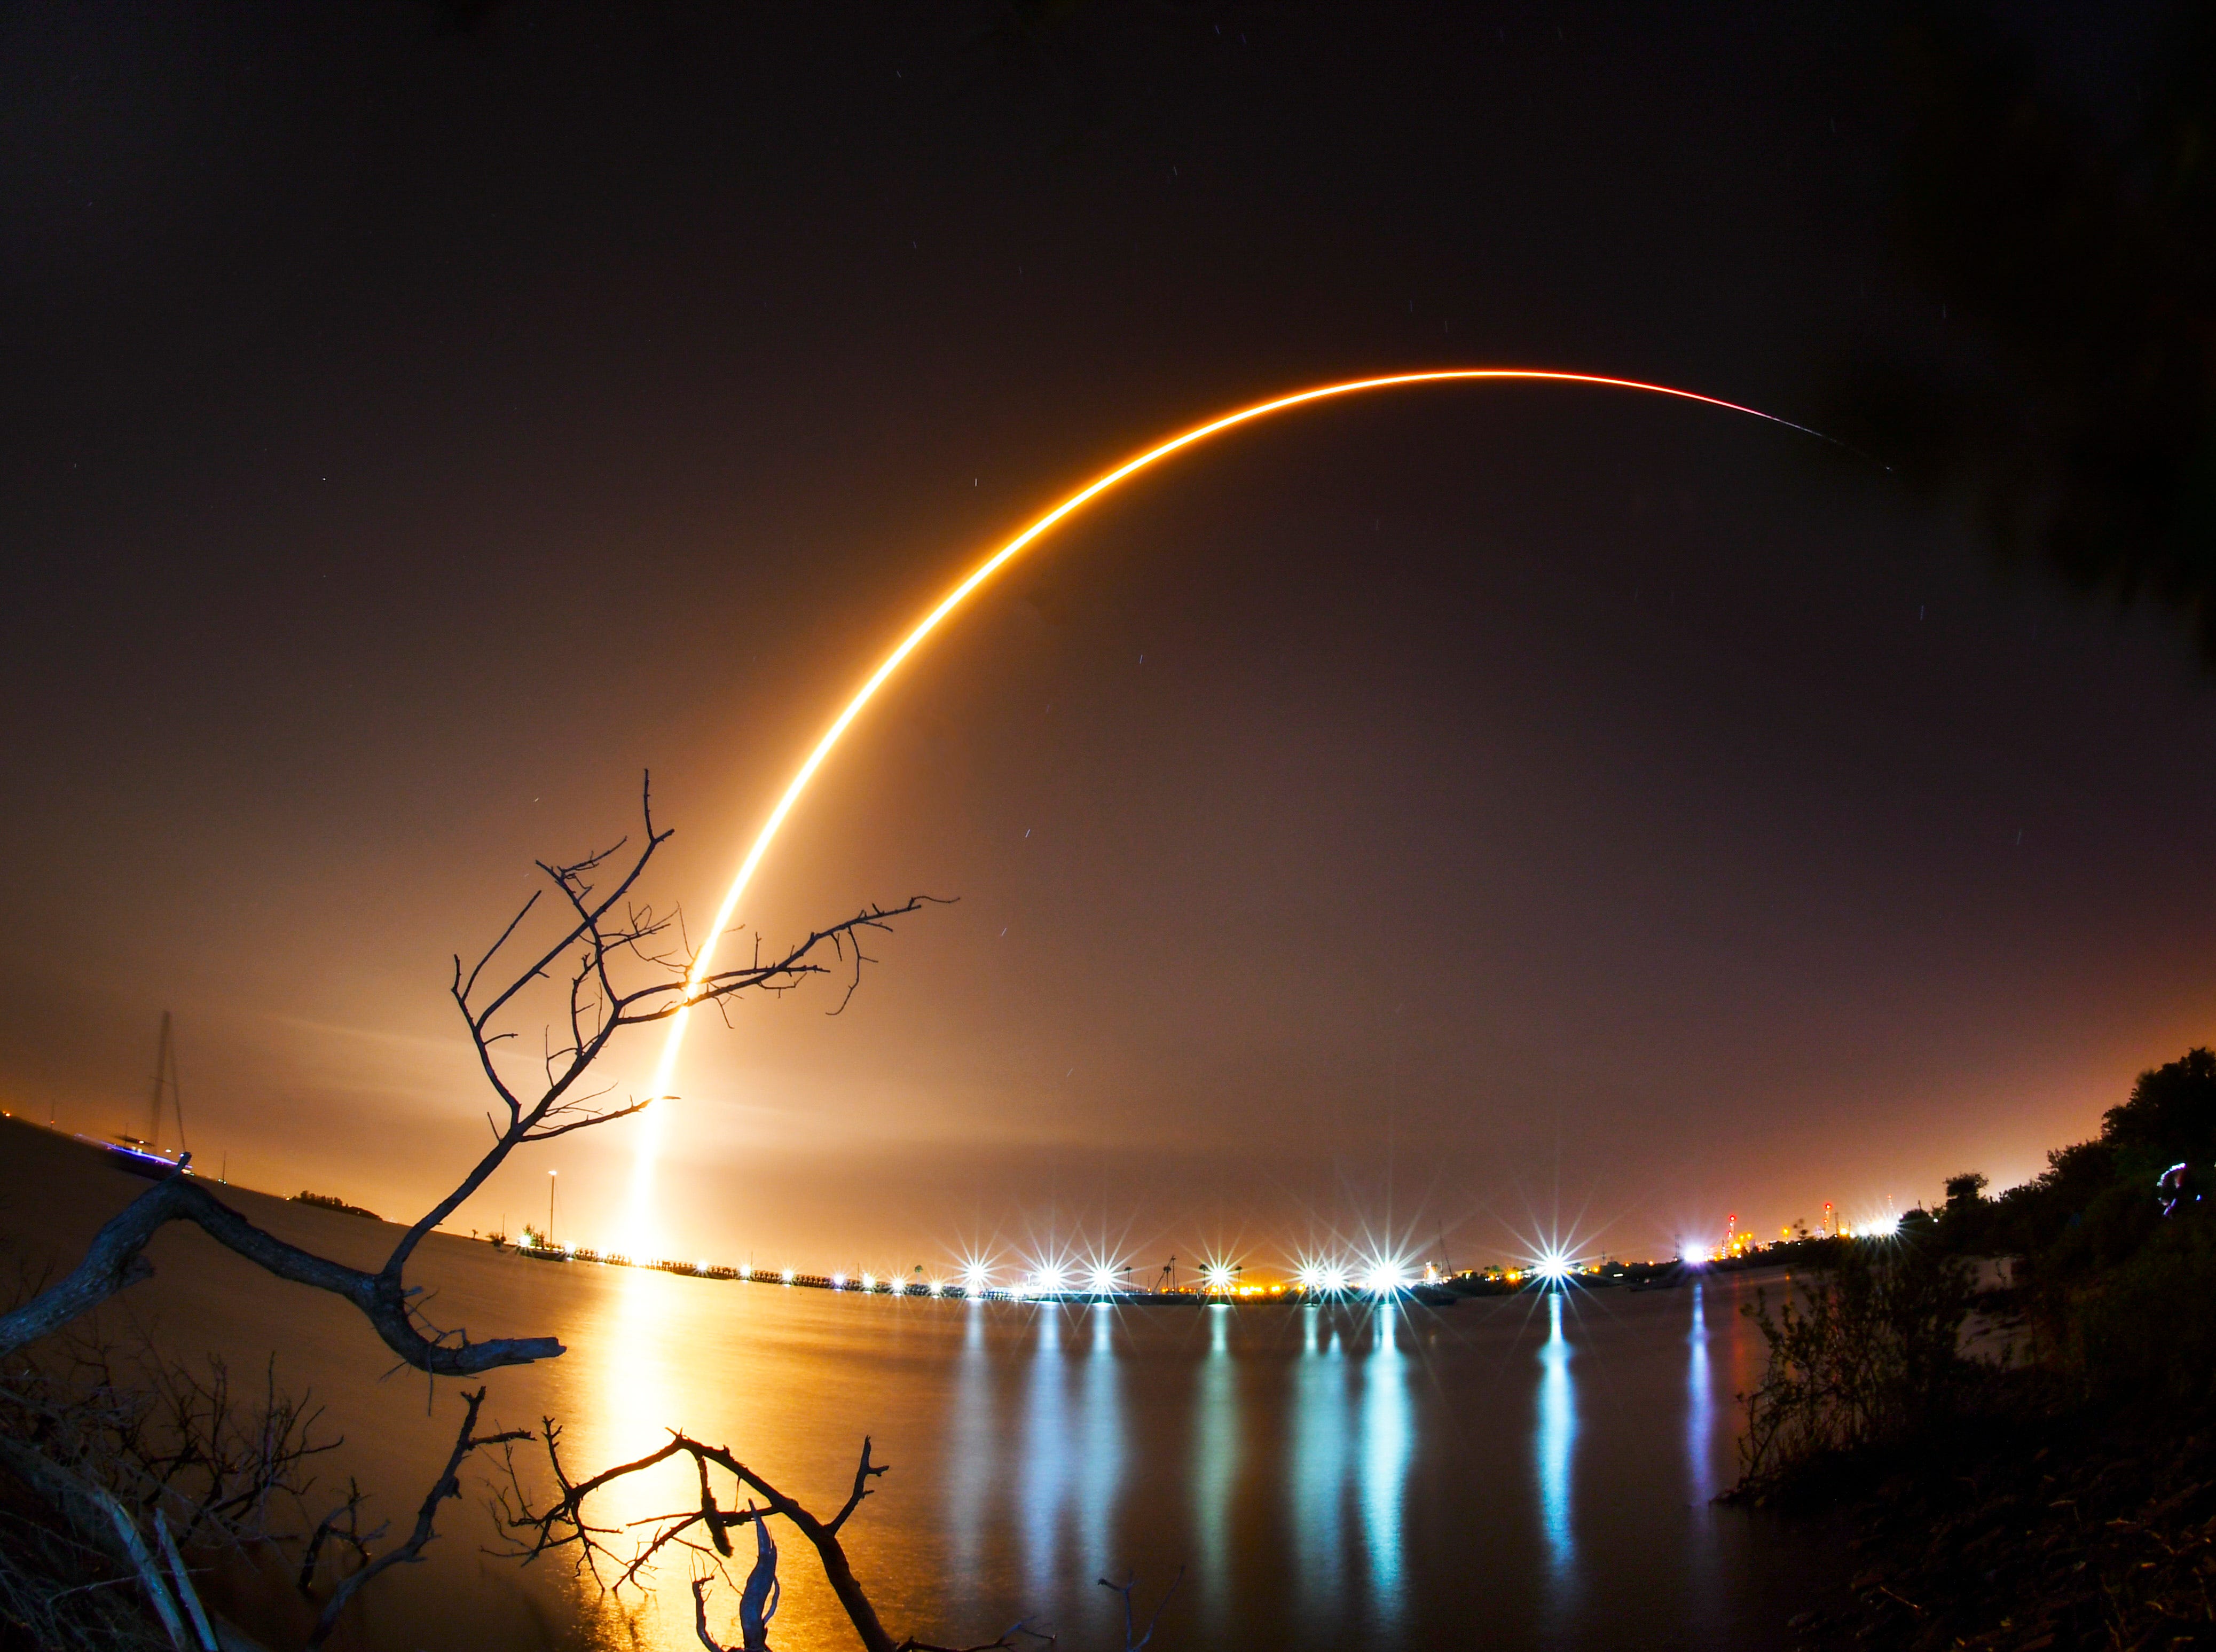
[4,1125,1835,1650]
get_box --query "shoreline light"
[625,370,1835,1247]
[1364,1260,1409,1296]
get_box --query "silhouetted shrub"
[1737,1237,1975,1491]
[2065,1205,2216,1406]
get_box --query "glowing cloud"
[626,371,1834,1245]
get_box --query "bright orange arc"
[626,368,1827,1244]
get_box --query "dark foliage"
[1734,1236,1977,1496]
[1939,1047,2216,1276]
[1790,1415,2216,1650]
[1759,1047,2216,1643]
[1844,0,2216,658]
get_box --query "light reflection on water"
[1360,1307,1410,1625]
[73,1218,1835,1649]
[949,1301,993,1577]
[1191,1304,1239,1631]
[1290,1305,1348,1622]
[1078,1305,1121,1576]
[1684,1279,1722,1627]
[11,1122,1840,1649]
[1536,1292,1577,1590]
[522,1276,1823,1650]
[1018,1309,1066,1591]
[1687,1281,1715,1503]
[1008,1304,1125,1600]
[591,1266,689,1546]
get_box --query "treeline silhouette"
[1740,1046,2216,1645]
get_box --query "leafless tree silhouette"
[302,1387,526,1649]
[0,776,932,1375]
[0,777,938,1647]
[495,1425,1051,1652]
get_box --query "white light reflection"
[1684,1279,1723,1618]
[1190,1305,1238,1632]
[945,1298,996,1582]
[1686,1280,1715,1501]
[1018,1308,1067,1592]
[1536,1292,1577,1586]
[1076,1304,1122,1571]
[1289,1303,1349,1625]
[1359,1302,1411,1626]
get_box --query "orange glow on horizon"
[625,368,1833,1247]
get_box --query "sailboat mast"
[147,1013,169,1151]
[146,1012,185,1157]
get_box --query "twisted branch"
[304,1387,527,1648]
[0,776,941,1378]
[498,1427,1026,1652]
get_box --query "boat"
[101,1137,191,1180]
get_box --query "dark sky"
[6,2,2211,1272]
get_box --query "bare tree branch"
[0,1179,540,1377]
[0,777,941,1379]
[1,778,947,1646]
[303,1386,526,1649]
[297,1480,380,1595]
[892,1628,1056,1652]
[0,1175,563,1376]
[496,1428,1031,1652]
[1095,1569,1181,1652]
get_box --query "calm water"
[5,1125,1836,1650]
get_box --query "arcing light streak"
[627,369,1833,1241]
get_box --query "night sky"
[6,3,2211,1270]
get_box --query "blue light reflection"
[948,1299,993,1574]
[1536,1292,1576,1583]
[1076,1304,1121,1569]
[1191,1304,1238,1627]
[1018,1309,1067,1592]
[1289,1304,1348,1618]
[1359,1303,1411,1621]
[1686,1281,1715,1502]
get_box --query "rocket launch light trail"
[624,369,1837,1246]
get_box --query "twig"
[501,1428,1013,1652]
[1097,1567,1182,1652]
[305,1387,527,1649]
